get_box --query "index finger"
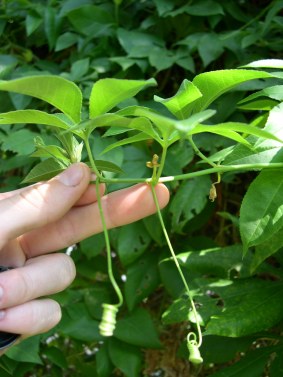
[20,183,170,258]
[0,164,90,249]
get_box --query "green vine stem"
[155,145,168,182]
[98,162,283,185]
[150,184,203,361]
[86,135,124,336]
[188,135,217,168]
[95,178,124,307]
[84,137,103,179]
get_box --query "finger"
[21,183,170,257]
[75,181,105,206]
[0,254,76,309]
[0,298,61,335]
[0,163,90,249]
[0,179,105,207]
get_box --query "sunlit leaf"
[240,170,283,251]
[89,78,157,118]
[185,69,273,115]
[0,110,74,129]
[242,59,283,69]
[154,79,202,119]
[206,278,283,337]
[0,76,82,122]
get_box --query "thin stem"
[150,185,202,348]
[189,136,217,168]
[95,178,123,307]
[84,137,103,179]
[155,145,168,182]
[98,162,283,184]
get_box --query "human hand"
[0,163,169,352]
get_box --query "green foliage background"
[1,0,283,376]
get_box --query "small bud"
[209,183,217,202]
[146,154,160,169]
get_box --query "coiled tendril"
[187,333,203,365]
[99,304,118,337]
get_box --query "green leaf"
[240,170,283,250]
[1,129,38,155]
[43,347,68,369]
[0,55,18,79]
[108,338,142,377]
[70,58,90,81]
[117,28,163,58]
[89,78,157,118]
[26,12,42,36]
[238,85,283,105]
[200,335,254,365]
[170,176,211,232]
[208,346,275,377]
[116,106,172,142]
[117,222,151,266]
[114,307,162,348]
[198,33,224,67]
[31,139,70,164]
[154,79,202,119]
[0,76,82,123]
[59,304,102,341]
[185,69,273,115]
[185,0,224,16]
[94,160,124,174]
[270,349,283,377]
[205,279,283,337]
[237,98,278,111]
[78,114,160,144]
[22,158,66,183]
[163,245,251,281]
[242,59,283,69]
[79,233,105,260]
[44,6,60,50]
[192,121,282,144]
[6,336,42,364]
[67,5,114,37]
[170,109,215,135]
[125,253,160,310]
[96,341,113,377]
[149,47,176,72]
[84,285,112,320]
[101,132,151,154]
[55,32,78,51]
[252,228,283,272]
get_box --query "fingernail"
[0,310,5,319]
[58,164,84,187]
[90,173,96,182]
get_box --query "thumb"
[0,163,90,248]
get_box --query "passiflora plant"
[1,59,283,369]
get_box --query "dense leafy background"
[1,1,283,376]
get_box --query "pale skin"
[0,163,169,351]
